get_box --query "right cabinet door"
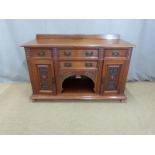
[101,60,127,95]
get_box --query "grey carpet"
[0,82,155,134]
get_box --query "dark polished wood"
[22,34,135,101]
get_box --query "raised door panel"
[101,60,127,95]
[31,59,56,95]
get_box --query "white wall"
[0,19,155,82]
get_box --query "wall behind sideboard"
[0,19,155,82]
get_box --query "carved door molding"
[31,59,56,94]
[101,60,126,95]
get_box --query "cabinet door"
[101,60,127,95]
[31,59,56,95]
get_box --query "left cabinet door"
[31,59,56,95]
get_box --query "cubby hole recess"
[61,75,95,94]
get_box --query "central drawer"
[59,49,98,59]
[60,61,98,69]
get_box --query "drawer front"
[60,61,98,69]
[30,49,52,58]
[104,49,128,57]
[59,49,98,58]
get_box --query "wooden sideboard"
[22,34,135,101]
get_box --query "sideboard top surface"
[22,34,135,48]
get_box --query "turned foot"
[32,99,37,102]
[120,99,126,103]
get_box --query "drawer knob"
[112,51,119,56]
[64,51,71,56]
[38,51,45,56]
[64,62,72,67]
[85,51,93,56]
[85,62,93,67]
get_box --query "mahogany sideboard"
[22,34,135,101]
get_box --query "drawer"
[59,49,98,58]
[30,49,52,58]
[60,61,98,69]
[104,49,128,57]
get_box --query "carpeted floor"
[0,82,155,134]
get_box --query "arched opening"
[62,75,95,94]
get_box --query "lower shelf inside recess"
[61,75,95,95]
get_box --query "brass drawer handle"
[64,51,71,56]
[85,51,93,56]
[85,62,93,67]
[64,62,72,67]
[112,51,119,56]
[38,51,45,57]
